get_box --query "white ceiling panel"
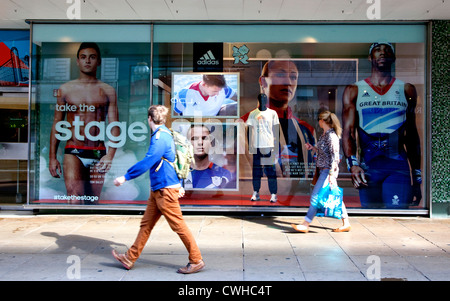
[82,0,138,18]
[278,0,338,20]
[164,0,208,19]
[382,0,450,20]
[242,0,284,20]
[0,0,448,29]
[6,0,64,19]
[205,0,244,20]
[126,0,174,19]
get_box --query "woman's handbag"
[312,183,343,219]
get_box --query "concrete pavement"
[0,212,449,282]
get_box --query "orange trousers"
[126,188,202,264]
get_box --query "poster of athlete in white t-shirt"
[172,73,238,117]
[342,42,422,209]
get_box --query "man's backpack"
[155,128,193,179]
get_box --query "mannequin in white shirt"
[246,94,280,203]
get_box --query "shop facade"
[1,20,448,216]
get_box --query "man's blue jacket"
[124,125,180,191]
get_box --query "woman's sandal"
[332,225,351,232]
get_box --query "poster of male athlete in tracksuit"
[342,42,422,209]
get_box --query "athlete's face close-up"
[370,44,395,70]
[262,61,299,106]
[189,126,211,156]
[77,48,100,74]
[202,84,222,97]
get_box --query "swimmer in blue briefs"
[49,43,119,205]
[342,42,422,209]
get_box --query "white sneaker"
[270,194,277,203]
[250,191,260,201]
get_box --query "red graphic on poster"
[0,42,29,86]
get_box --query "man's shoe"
[250,191,260,201]
[112,249,134,270]
[291,224,309,233]
[177,260,205,274]
[270,194,277,203]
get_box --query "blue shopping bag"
[313,184,343,219]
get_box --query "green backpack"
[155,128,194,179]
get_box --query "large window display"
[152,24,427,213]
[29,23,428,213]
[30,24,152,207]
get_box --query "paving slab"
[0,213,449,283]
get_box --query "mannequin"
[246,94,280,203]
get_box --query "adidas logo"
[197,50,220,65]
[362,91,370,97]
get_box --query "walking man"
[112,105,204,274]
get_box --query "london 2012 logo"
[232,45,250,65]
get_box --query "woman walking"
[292,111,351,233]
